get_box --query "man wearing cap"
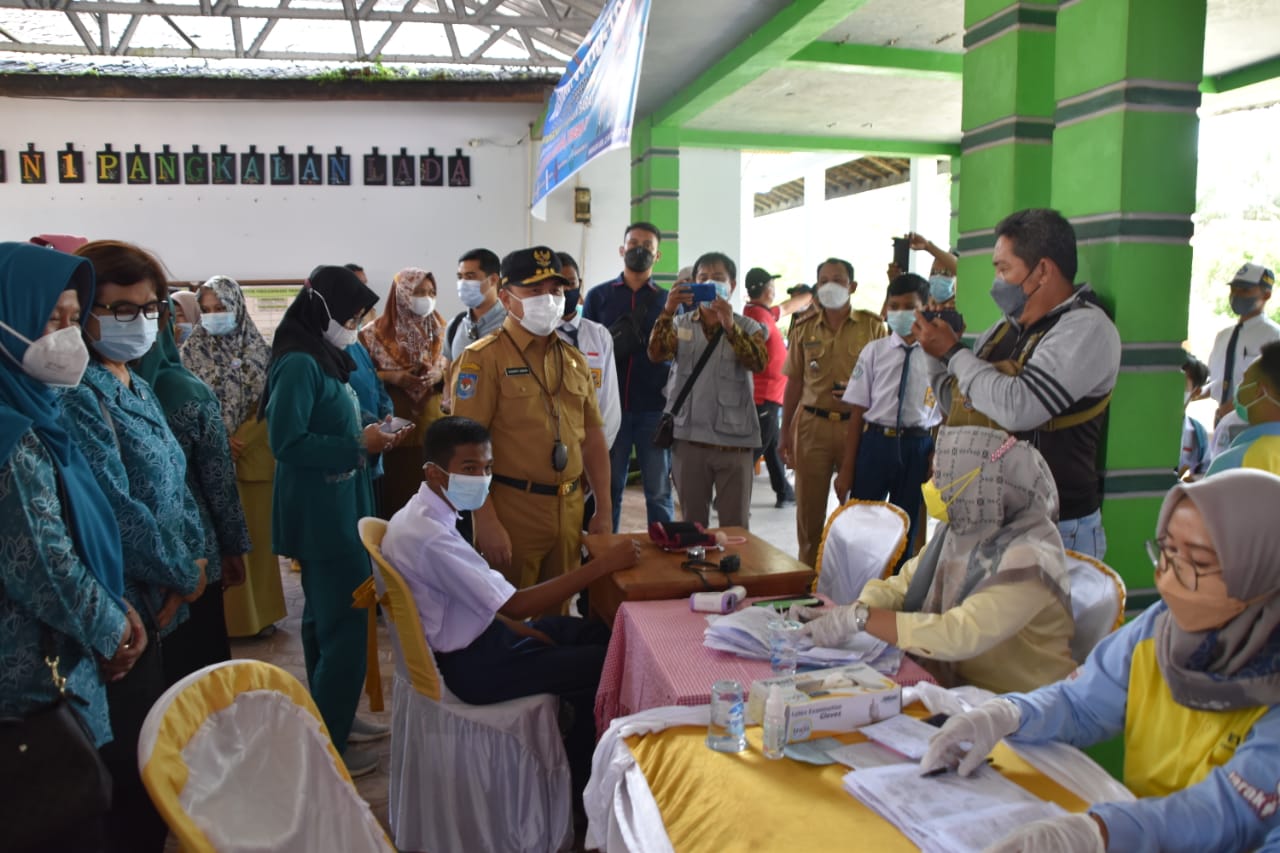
[781,257,887,565]
[451,247,612,590]
[743,267,796,508]
[1206,263,1280,425]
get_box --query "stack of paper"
[842,763,1066,853]
[702,606,903,674]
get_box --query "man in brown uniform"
[780,257,886,565]
[451,246,613,589]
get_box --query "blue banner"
[531,0,651,215]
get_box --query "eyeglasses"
[1145,538,1222,592]
[94,301,165,322]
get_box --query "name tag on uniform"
[505,366,531,376]
[591,367,603,388]
[677,326,693,341]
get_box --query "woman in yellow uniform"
[923,468,1280,852]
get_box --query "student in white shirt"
[382,416,638,800]
[834,273,942,562]
[1206,263,1280,424]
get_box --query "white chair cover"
[359,518,573,853]
[137,661,394,853]
[815,500,911,604]
[1063,550,1126,664]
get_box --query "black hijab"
[259,265,378,417]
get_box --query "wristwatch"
[853,601,870,633]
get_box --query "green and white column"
[630,117,681,285]
[1050,0,1206,590]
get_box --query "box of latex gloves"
[745,663,901,742]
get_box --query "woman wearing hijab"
[171,289,200,346]
[799,425,1075,693]
[58,239,206,853]
[262,266,404,777]
[359,267,447,517]
[923,468,1280,853]
[0,243,146,852]
[103,246,250,683]
[182,274,285,638]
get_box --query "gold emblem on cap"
[533,248,552,266]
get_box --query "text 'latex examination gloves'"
[981,813,1105,853]
[796,603,860,648]
[919,697,1022,777]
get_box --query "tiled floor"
[202,468,810,848]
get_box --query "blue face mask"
[886,310,916,338]
[175,322,194,345]
[201,312,237,336]
[929,275,955,302]
[458,279,486,309]
[431,463,492,511]
[713,281,732,302]
[92,315,158,362]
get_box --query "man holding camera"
[913,208,1119,559]
[781,258,887,566]
[582,222,674,531]
[649,252,767,529]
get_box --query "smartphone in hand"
[380,416,414,434]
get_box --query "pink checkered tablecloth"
[594,597,936,736]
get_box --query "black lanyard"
[501,329,568,472]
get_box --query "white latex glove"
[796,604,859,648]
[786,603,823,624]
[919,697,1022,776]
[982,813,1105,853]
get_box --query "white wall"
[0,96,630,317]
[530,146,631,289]
[677,146,743,307]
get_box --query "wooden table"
[584,526,815,625]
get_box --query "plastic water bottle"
[768,618,802,676]
[706,679,747,753]
[762,683,787,760]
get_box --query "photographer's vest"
[668,313,761,449]
[947,308,1111,519]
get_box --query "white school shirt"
[1207,313,1280,402]
[841,333,941,429]
[382,483,514,653]
[557,314,621,447]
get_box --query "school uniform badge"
[457,372,478,400]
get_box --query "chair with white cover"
[813,500,911,604]
[1064,549,1127,663]
[357,516,573,853]
[137,660,394,853]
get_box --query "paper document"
[828,741,910,770]
[843,763,1065,853]
[858,714,943,760]
[703,606,902,673]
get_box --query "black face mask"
[562,287,581,317]
[624,246,655,273]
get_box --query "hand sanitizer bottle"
[762,683,787,760]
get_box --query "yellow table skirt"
[625,713,1087,853]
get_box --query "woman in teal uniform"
[260,265,402,776]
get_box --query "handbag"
[0,633,114,850]
[653,325,725,449]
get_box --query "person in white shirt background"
[1205,262,1280,425]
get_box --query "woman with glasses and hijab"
[923,468,1280,853]
[182,275,285,639]
[358,267,447,517]
[261,265,405,778]
[798,425,1076,694]
[0,243,146,852]
[58,239,206,853]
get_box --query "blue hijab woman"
[0,242,144,851]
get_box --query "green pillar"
[630,117,681,284]
[955,1,1058,330]
[1050,0,1206,592]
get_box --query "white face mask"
[0,321,90,387]
[323,320,359,349]
[409,296,436,317]
[515,293,565,337]
[91,314,158,363]
[458,279,486,309]
[434,466,492,512]
[201,312,237,336]
[817,282,850,309]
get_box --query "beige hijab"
[1155,469,1280,710]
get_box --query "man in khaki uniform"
[780,257,886,565]
[452,246,613,589]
